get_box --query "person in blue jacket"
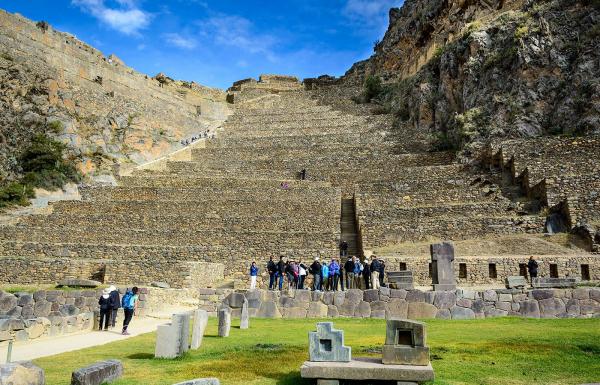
[250,261,259,290]
[329,258,340,291]
[321,262,330,291]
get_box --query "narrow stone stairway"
[340,198,361,259]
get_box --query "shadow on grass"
[275,370,310,385]
[127,353,154,359]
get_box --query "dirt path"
[0,317,165,362]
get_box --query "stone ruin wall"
[0,287,150,343]
[0,9,231,178]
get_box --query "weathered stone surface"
[155,312,191,358]
[390,289,407,299]
[430,241,456,291]
[191,309,208,349]
[363,289,379,302]
[519,300,541,318]
[33,301,52,317]
[531,290,554,300]
[407,302,437,319]
[505,276,527,289]
[338,302,358,317]
[405,291,425,303]
[0,294,17,313]
[308,322,351,362]
[218,308,231,337]
[495,302,511,312]
[172,378,220,385]
[484,308,508,318]
[572,289,590,300]
[256,301,281,318]
[565,299,580,316]
[354,301,371,318]
[450,306,475,319]
[580,299,600,315]
[17,294,34,307]
[58,278,100,288]
[483,290,498,302]
[240,299,249,329]
[225,293,246,308]
[344,290,363,305]
[435,309,451,319]
[327,305,339,318]
[300,359,435,382]
[386,299,408,319]
[456,298,472,308]
[433,292,456,309]
[71,360,123,385]
[281,307,307,318]
[307,302,328,318]
[539,298,566,318]
[498,293,513,302]
[0,361,45,385]
[322,292,334,306]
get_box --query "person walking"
[329,258,340,291]
[98,288,111,331]
[121,287,139,335]
[108,285,120,329]
[527,256,538,286]
[250,261,259,290]
[321,262,330,291]
[310,257,322,291]
[371,256,381,290]
[298,260,307,289]
[344,257,355,289]
[339,240,348,257]
[362,259,371,290]
[267,256,277,290]
[277,256,285,291]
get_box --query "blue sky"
[0,0,403,89]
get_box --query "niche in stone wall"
[488,263,497,279]
[550,264,559,278]
[519,263,528,277]
[458,263,467,279]
[581,264,590,281]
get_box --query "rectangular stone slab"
[300,358,434,382]
[382,345,430,366]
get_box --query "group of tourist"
[253,255,386,291]
[98,286,139,335]
[179,131,214,146]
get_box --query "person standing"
[298,260,307,289]
[329,258,340,291]
[277,256,285,291]
[321,262,330,291]
[371,256,381,290]
[527,256,538,286]
[344,257,355,289]
[339,263,345,291]
[310,257,322,291]
[362,259,371,290]
[121,287,139,335]
[98,288,111,331]
[353,257,362,289]
[379,259,386,287]
[267,256,277,290]
[250,261,259,290]
[108,285,120,329]
[339,240,348,257]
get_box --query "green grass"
[34,317,600,385]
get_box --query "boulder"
[321,291,334,305]
[224,293,246,308]
[337,302,357,317]
[436,309,451,319]
[71,360,123,385]
[405,290,426,303]
[307,302,328,318]
[33,301,52,317]
[386,299,408,319]
[433,291,456,309]
[407,302,438,319]
[530,289,554,300]
[354,301,371,318]
[483,290,498,302]
[327,305,339,318]
[363,289,379,302]
[58,279,100,288]
[0,361,45,385]
[389,289,407,299]
[333,291,345,306]
[0,294,17,314]
[281,307,307,318]
[471,299,485,314]
[450,306,475,320]
[26,320,46,339]
[539,298,566,318]
[17,294,34,307]
[565,299,580,316]
[344,289,363,305]
[519,300,541,318]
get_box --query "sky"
[0,0,403,89]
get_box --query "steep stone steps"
[340,198,360,257]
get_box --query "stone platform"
[300,358,434,384]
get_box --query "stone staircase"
[340,198,361,258]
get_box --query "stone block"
[456,298,472,308]
[344,290,362,305]
[519,300,541,318]
[505,276,527,289]
[580,299,600,315]
[17,294,34,307]
[58,279,100,288]
[26,320,46,339]
[483,290,498,302]
[240,299,249,329]
[7,306,22,317]
[484,308,508,318]
[495,302,512,312]
[308,302,328,318]
[33,291,46,301]
[379,287,391,298]
[332,291,344,306]
[0,295,17,313]
[370,301,388,313]
[224,293,246,308]
[539,298,566,318]
[33,301,52,317]
[0,331,10,341]
[363,289,379,302]
[282,307,307,318]
[218,308,231,337]
[256,301,281,318]
[382,345,430,366]
[354,301,371,318]
[308,322,351,362]
[590,288,600,302]
[338,302,357,317]
[385,299,408,319]
[390,289,407,299]
[405,291,425,303]
[300,359,434,382]
[450,306,475,320]
[532,277,577,289]
[327,305,339,318]
[172,378,220,385]
[191,309,208,349]
[321,292,334,305]
[151,282,171,289]
[155,312,191,358]
[573,288,590,300]
[15,330,29,342]
[295,290,312,303]
[371,310,386,319]
[433,291,456,309]
[0,361,45,385]
[459,289,478,300]
[430,241,456,291]
[407,303,437,319]
[8,319,25,331]
[71,360,122,385]
[22,306,35,319]
[435,309,451,319]
[311,291,324,302]
[498,293,513,302]
[530,290,554,300]
[565,299,580,316]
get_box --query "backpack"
[122,291,135,309]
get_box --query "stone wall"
[218,287,600,320]
[0,257,224,289]
[0,287,149,343]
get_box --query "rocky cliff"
[0,10,231,185]
[342,0,599,152]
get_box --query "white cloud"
[342,0,399,25]
[163,33,198,49]
[197,15,278,61]
[72,0,152,35]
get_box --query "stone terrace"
[0,75,596,288]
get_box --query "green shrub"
[0,182,33,208]
[364,75,383,102]
[47,120,64,134]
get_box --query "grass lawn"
[34,317,600,385]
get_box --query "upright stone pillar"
[191,309,209,349]
[155,312,191,358]
[218,308,231,337]
[308,322,351,362]
[430,242,456,291]
[240,298,249,330]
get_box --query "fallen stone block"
[58,279,100,288]
[172,378,220,385]
[0,361,45,385]
[71,359,123,385]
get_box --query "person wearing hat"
[108,285,120,329]
[310,257,322,291]
[98,288,112,331]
